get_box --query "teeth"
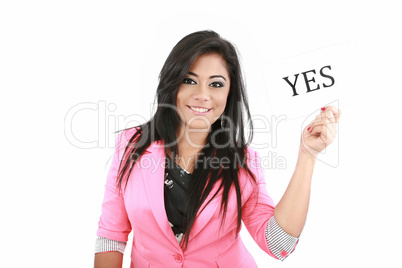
[190,106,209,113]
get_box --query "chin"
[186,123,212,130]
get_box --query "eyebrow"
[187,71,227,81]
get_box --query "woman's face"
[176,53,231,133]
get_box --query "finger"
[312,116,337,134]
[307,106,339,133]
[312,123,337,146]
[308,117,332,134]
[321,106,342,123]
[324,110,336,124]
[310,124,328,143]
[320,107,336,123]
[325,117,337,136]
[312,112,323,124]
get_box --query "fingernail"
[307,126,311,131]
[309,129,312,133]
[321,107,326,111]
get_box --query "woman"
[94,30,341,267]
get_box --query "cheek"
[215,91,229,110]
[216,100,226,111]
[176,90,186,107]
[176,90,192,120]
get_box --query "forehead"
[189,53,229,76]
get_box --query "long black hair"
[116,30,257,249]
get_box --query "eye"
[210,81,224,88]
[183,78,196,85]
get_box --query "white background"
[1,1,401,267]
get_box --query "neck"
[166,125,209,173]
[176,125,209,154]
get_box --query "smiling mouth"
[188,106,211,113]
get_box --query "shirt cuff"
[95,236,127,254]
[265,216,299,261]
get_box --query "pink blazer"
[97,128,278,267]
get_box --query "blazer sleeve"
[241,148,278,259]
[96,131,132,242]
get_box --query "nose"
[193,84,210,101]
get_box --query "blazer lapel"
[142,140,222,246]
[142,141,180,249]
[188,182,221,242]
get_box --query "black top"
[164,154,192,243]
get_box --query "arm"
[94,252,123,268]
[242,149,299,261]
[273,148,315,237]
[94,236,126,268]
[274,106,341,237]
[94,130,134,266]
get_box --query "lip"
[187,105,212,115]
